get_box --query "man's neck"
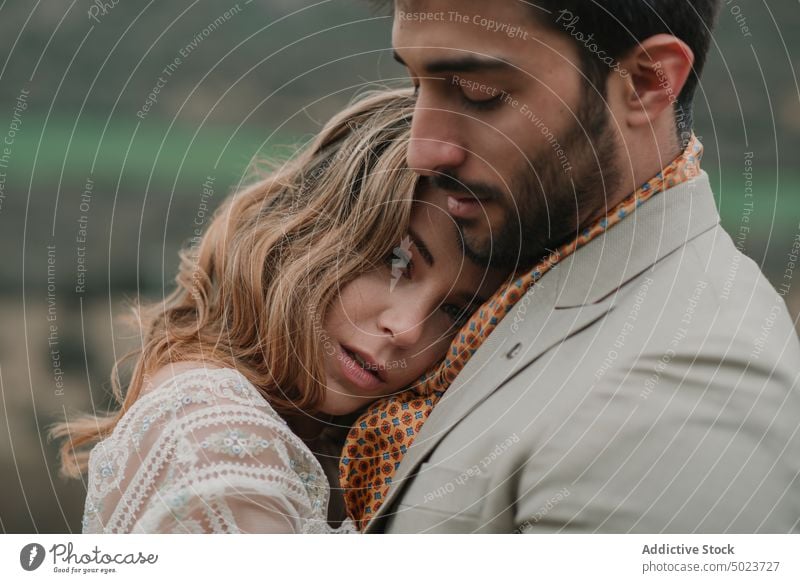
[581,138,685,231]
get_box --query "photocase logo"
[19,543,46,571]
[389,235,413,292]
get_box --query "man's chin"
[460,232,513,270]
[452,219,491,266]
[457,219,530,271]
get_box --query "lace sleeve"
[82,367,358,534]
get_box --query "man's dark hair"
[534,0,722,143]
[376,0,721,144]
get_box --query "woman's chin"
[319,384,369,416]
[320,379,400,416]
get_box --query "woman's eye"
[384,250,413,279]
[441,303,471,326]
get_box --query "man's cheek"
[480,201,509,232]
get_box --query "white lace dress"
[82,366,358,533]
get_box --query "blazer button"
[506,342,522,359]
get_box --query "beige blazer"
[363,171,800,533]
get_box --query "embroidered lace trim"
[82,367,357,534]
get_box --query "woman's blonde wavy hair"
[49,88,419,478]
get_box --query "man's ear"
[616,34,695,129]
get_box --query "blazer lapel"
[554,170,720,308]
[364,171,721,531]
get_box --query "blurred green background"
[0,0,797,533]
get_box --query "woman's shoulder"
[142,360,250,393]
[141,361,277,414]
[112,361,295,446]
[85,361,332,533]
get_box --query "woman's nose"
[378,302,427,349]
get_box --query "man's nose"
[406,102,467,176]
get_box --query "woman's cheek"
[420,328,454,368]
[334,267,401,315]
[344,271,391,310]
[430,317,460,351]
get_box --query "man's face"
[393,0,621,270]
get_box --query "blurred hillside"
[0,0,798,533]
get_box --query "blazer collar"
[364,170,720,532]
[555,170,719,307]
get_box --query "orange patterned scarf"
[339,135,704,530]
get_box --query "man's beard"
[426,87,622,272]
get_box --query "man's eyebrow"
[407,228,434,267]
[393,50,514,75]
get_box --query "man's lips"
[446,195,491,219]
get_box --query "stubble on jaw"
[446,89,622,273]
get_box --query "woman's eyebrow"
[408,228,434,267]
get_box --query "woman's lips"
[336,343,384,391]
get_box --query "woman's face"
[319,188,510,415]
